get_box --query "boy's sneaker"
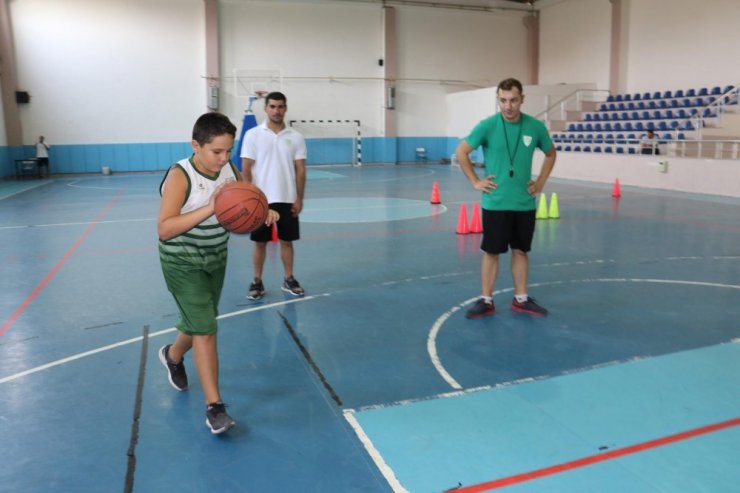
[247,278,265,300]
[281,276,305,296]
[206,402,235,435]
[465,298,495,319]
[511,297,548,316]
[159,344,188,391]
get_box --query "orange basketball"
[214,182,269,234]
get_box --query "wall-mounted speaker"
[15,91,30,104]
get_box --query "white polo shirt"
[240,121,307,203]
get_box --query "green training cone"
[548,192,560,219]
[536,193,549,219]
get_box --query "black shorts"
[250,202,300,242]
[37,157,49,168]
[480,209,536,254]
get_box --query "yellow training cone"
[536,193,549,219]
[548,192,560,219]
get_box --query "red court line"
[0,189,126,338]
[451,417,740,492]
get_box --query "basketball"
[214,182,269,234]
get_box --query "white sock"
[515,294,529,303]
[482,296,493,304]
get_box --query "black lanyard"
[501,113,522,178]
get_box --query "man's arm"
[528,147,556,196]
[293,158,306,215]
[456,140,495,193]
[241,158,255,183]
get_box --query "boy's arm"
[157,167,216,241]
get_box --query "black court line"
[277,312,343,407]
[124,325,149,493]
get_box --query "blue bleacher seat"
[627,133,636,141]
[653,110,662,119]
[663,90,672,98]
[608,103,616,111]
[627,102,636,110]
[565,145,572,151]
[670,100,679,108]
[646,122,655,131]
[638,101,646,110]
[694,98,703,107]
[677,133,686,139]
[687,88,696,97]
[585,123,593,132]
[594,146,602,152]
[593,113,601,121]
[670,120,680,130]
[604,123,613,132]
[659,100,668,108]
[617,102,626,111]
[635,122,644,131]
[606,94,615,102]
[574,145,581,151]
[614,122,623,131]
[664,110,674,119]
[675,89,684,98]
[711,86,721,95]
[620,112,629,120]
[628,147,636,154]
[585,113,592,121]
[616,133,625,144]
[605,147,613,153]
[662,133,671,140]
[633,93,641,101]
[583,146,591,152]
[676,109,687,118]
[698,87,708,96]
[595,137,604,144]
[641,111,651,119]
[594,123,603,132]
[623,94,631,101]
[568,123,577,131]
[643,92,651,99]
[648,101,658,109]
[624,122,634,131]
[576,123,584,132]
[658,121,668,131]
[723,85,733,93]
[556,145,562,151]
[652,91,661,99]
[630,111,639,120]
[615,95,623,102]
[616,147,624,154]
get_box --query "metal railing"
[554,137,740,160]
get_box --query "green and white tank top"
[158,156,239,268]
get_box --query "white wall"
[10,0,205,145]
[625,0,740,93]
[539,0,611,89]
[219,1,528,138]
[533,151,740,198]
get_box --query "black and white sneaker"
[206,402,235,435]
[281,276,305,296]
[247,278,265,300]
[159,344,188,391]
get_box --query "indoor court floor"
[0,164,738,492]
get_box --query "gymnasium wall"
[1,0,739,177]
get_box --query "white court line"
[0,217,156,230]
[427,278,740,391]
[343,410,409,493]
[0,295,326,385]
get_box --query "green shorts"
[160,259,226,336]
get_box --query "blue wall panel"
[2,137,464,177]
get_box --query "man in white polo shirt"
[240,92,307,299]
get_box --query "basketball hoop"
[246,90,269,113]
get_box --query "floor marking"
[124,325,149,493]
[343,410,409,493]
[0,189,126,338]
[428,278,740,390]
[447,417,740,492]
[0,295,324,385]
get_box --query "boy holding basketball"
[456,78,556,320]
[157,112,278,434]
[240,91,307,299]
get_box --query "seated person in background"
[640,129,660,155]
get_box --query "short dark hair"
[192,112,236,146]
[497,78,523,94]
[265,91,287,105]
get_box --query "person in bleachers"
[640,129,660,155]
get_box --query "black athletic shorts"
[250,202,300,242]
[480,209,536,254]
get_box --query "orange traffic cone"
[469,202,483,233]
[612,178,621,198]
[270,223,279,242]
[430,181,441,204]
[456,203,470,234]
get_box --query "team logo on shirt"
[522,135,533,147]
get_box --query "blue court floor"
[0,164,738,492]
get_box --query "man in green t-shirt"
[456,78,557,319]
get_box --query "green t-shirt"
[465,113,553,211]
